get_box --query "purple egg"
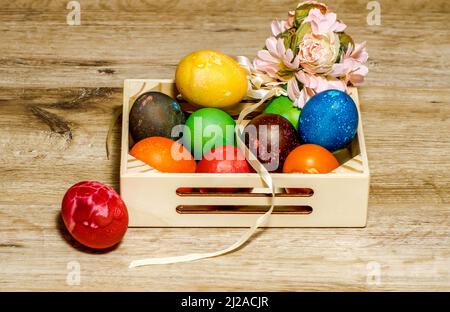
[244,114,301,172]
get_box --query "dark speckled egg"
[244,114,301,172]
[129,92,186,143]
[299,90,359,152]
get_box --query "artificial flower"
[294,1,330,25]
[271,10,295,36]
[303,8,346,35]
[298,32,340,74]
[288,71,347,108]
[297,1,329,11]
[249,1,368,109]
[253,37,300,80]
[330,42,369,85]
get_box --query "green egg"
[183,108,236,159]
[263,95,301,130]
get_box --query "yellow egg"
[175,50,248,108]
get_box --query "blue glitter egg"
[298,90,359,152]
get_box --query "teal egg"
[263,96,301,130]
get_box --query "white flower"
[298,32,340,74]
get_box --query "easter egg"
[263,95,301,130]
[283,144,339,194]
[299,90,359,152]
[176,50,248,108]
[183,108,236,159]
[244,114,301,172]
[61,181,128,250]
[129,92,185,143]
[130,137,196,173]
[196,145,252,192]
[283,144,339,174]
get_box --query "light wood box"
[120,79,370,227]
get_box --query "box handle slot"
[176,205,313,215]
[176,188,314,197]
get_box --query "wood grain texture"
[0,0,449,291]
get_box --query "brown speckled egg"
[129,92,186,143]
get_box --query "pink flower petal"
[355,64,369,76]
[256,50,279,63]
[351,42,369,63]
[287,77,301,101]
[265,37,278,55]
[333,20,347,32]
[285,49,294,62]
[276,38,286,56]
[303,8,347,35]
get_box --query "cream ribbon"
[129,57,285,268]
[235,55,287,100]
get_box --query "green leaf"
[337,32,354,61]
[339,32,354,52]
[294,3,327,27]
[276,68,297,80]
[294,4,314,27]
[278,28,297,50]
[291,22,311,54]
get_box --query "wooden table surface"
[0,0,449,291]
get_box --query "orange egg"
[283,144,339,174]
[130,137,196,173]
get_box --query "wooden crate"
[120,79,370,227]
